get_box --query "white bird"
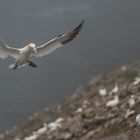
[36,123,47,136]
[55,117,64,124]
[48,118,64,131]
[135,114,140,125]
[0,21,84,69]
[76,108,83,113]
[48,122,59,131]
[125,109,135,118]
[133,77,140,85]
[109,83,119,95]
[24,132,38,140]
[99,88,107,96]
[106,96,119,107]
[128,95,136,108]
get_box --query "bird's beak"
[33,48,37,54]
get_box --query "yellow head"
[27,43,37,54]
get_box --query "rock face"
[2,60,140,140]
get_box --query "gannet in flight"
[0,21,84,69]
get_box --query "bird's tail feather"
[8,64,17,69]
[8,63,26,69]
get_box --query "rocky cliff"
[2,60,140,140]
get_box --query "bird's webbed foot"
[27,61,37,68]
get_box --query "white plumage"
[48,117,64,131]
[23,132,38,140]
[48,122,60,131]
[36,123,47,136]
[135,114,140,125]
[0,21,84,69]
[106,96,119,107]
[55,117,64,123]
[133,77,140,85]
[99,88,107,96]
[128,95,136,108]
[109,83,119,95]
[125,109,135,118]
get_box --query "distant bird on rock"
[24,132,38,140]
[125,109,135,118]
[128,95,136,108]
[135,114,140,126]
[36,123,47,136]
[133,77,140,85]
[99,88,107,96]
[48,117,64,131]
[109,83,119,96]
[106,95,119,107]
[0,21,85,69]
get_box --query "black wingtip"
[61,20,85,45]
[80,19,86,25]
[74,20,85,31]
[79,20,85,28]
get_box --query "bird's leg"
[27,61,37,68]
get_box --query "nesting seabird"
[125,109,135,118]
[128,95,136,108]
[23,132,38,140]
[0,21,85,69]
[36,123,47,136]
[109,83,119,96]
[135,114,140,126]
[106,95,119,107]
[48,117,64,131]
[133,77,140,85]
[99,88,107,96]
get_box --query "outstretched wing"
[0,40,19,59]
[33,20,85,57]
